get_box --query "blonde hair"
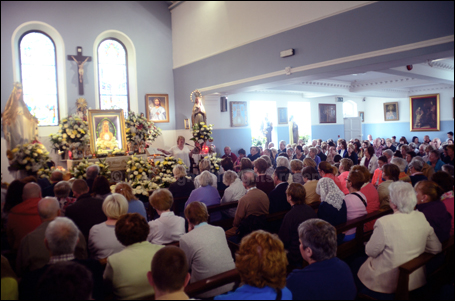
[177,136,185,143]
[199,159,211,172]
[103,193,128,219]
[303,157,317,168]
[290,159,304,172]
[173,165,187,178]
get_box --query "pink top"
[344,191,368,235]
[324,173,346,195]
[360,183,381,232]
[338,171,350,195]
[441,192,454,235]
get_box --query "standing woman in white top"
[147,189,185,245]
[158,136,191,168]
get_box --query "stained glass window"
[19,31,59,126]
[98,39,129,115]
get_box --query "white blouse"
[168,145,191,168]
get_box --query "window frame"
[18,30,60,127]
[97,37,130,114]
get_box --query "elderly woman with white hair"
[194,159,218,189]
[168,164,195,199]
[185,171,221,221]
[357,182,442,296]
[220,170,246,218]
[88,193,128,260]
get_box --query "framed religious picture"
[319,104,336,124]
[410,94,440,131]
[383,102,399,121]
[359,111,365,122]
[277,108,288,124]
[146,94,169,123]
[230,101,248,127]
[88,109,127,154]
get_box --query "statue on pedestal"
[191,90,206,127]
[2,83,39,151]
[289,116,299,145]
[261,115,273,148]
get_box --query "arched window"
[97,39,129,115]
[343,100,357,118]
[19,31,59,126]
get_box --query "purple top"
[185,185,221,221]
[416,200,451,243]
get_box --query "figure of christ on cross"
[67,47,91,95]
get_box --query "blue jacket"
[215,284,292,300]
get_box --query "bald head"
[38,197,60,221]
[22,182,42,200]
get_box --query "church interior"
[1,1,454,300]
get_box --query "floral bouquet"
[125,111,162,144]
[190,122,213,144]
[58,115,90,146]
[206,154,222,174]
[126,155,153,181]
[96,149,109,158]
[37,166,66,180]
[152,156,186,188]
[49,133,68,155]
[110,179,160,197]
[112,149,126,156]
[8,143,52,174]
[252,136,267,147]
[96,136,119,151]
[70,158,111,179]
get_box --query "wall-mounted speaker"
[220,96,228,112]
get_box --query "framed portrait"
[230,101,248,127]
[319,104,336,124]
[410,94,440,131]
[383,102,399,121]
[359,111,365,122]
[88,109,127,154]
[146,94,169,123]
[277,108,288,124]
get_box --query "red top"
[7,197,42,250]
[222,152,238,164]
[360,183,380,232]
[337,171,350,195]
[324,173,346,195]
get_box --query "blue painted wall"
[311,124,345,142]
[211,128,252,155]
[276,126,290,145]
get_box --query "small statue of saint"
[1,82,39,151]
[288,116,299,145]
[260,115,273,148]
[191,91,206,126]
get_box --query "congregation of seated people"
[1,132,454,300]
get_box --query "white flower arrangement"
[96,136,119,151]
[126,155,153,181]
[152,156,186,188]
[190,122,213,144]
[56,115,89,146]
[70,158,111,179]
[8,143,52,175]
[125,111,162,144]
[206,153,222,174]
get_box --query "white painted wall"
[171,1,372,68]
[363,88,454,124]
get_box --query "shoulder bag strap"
[352,192,367,208]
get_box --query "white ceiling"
[254,57,454,99]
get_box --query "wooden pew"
[395,235,454,300]
[336,208,393,259]
[184,268,240,298]
[208,201,239,230]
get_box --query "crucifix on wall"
[67,47,91,95]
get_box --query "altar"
[64,153,164,182]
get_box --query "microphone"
[185,143,196,148]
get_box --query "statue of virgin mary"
[2,83,39,151]
[191,91,206,126]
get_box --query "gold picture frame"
[410,94,440,131]
[146,94,169,123]
[88,109,127,154]
[383,102,399,121]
